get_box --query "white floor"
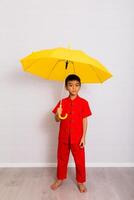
[0,167,134,200]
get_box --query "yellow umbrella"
[20,46,112,119]
[20,47,112,83]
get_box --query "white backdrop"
[0,0,134,167]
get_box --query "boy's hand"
[56,104,62,116]
[79,137,85,148]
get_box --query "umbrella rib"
[47,59,64,79]
[68,61,104,83]
[23,58,44,71]
[88,64,103,83]
[68,61,75,73]
[72,61,76,73]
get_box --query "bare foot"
[50,179,63,190]
[77,182,87,193]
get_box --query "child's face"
[65,80,81,96]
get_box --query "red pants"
[56,140,86,183]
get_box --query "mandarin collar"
[67,95,80,102]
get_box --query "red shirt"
[52,95,92,144]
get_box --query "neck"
[69,94,78,100]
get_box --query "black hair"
[65,74,81,87]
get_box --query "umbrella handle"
[58,101,68,120]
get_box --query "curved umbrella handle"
[58,102,68,120]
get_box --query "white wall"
[0,0,134,166]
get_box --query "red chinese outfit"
[52,95,92,183]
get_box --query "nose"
[72,86,75,90]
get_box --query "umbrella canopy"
[20,47,112,83]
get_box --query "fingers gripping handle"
[58,101,68,120]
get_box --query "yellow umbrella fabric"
[20,47,112,83]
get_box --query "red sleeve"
[82,100,92,118]
[52,101,60,114]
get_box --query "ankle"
[77,182,85,184]
[56,179,63,182]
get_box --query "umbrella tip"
[67,43,72,49]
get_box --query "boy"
[50,74,92,193]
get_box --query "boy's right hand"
[56,104,62,116]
